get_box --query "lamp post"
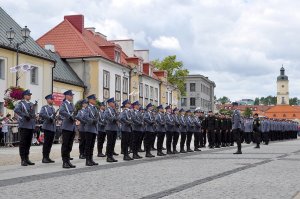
[6,26,31,86]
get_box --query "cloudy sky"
[1,0,300,101]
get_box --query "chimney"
[64,15,84,33]
[45,44,55,52]
[95,32,107,40]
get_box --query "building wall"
[180,75,215,112]
[0,48,53,113]
[98,58,130,104]
[277,80,289,105]
[139,75,160,107]
[53,81,84,108]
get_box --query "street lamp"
[6,26,31,86]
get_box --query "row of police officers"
[14,90,298,167]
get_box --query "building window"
[122,77,128,94]
[103,70,110,89]
[273,114,276,117]
[0,102,3,113]
[139,83,143,97]
[181,98,187,106]
[154,88,158,102]
[145,84,149,99]
[30,67,38,85]
[190,83,196,92]
[293,114,296,117]
[138,60,143,72]
[115,75,121,91]
[283,114,286,117]
[0,59,5,79]
[150,86,154,100]
[115,51,121,63]
[166,92,169,104]
[190,98,196,106]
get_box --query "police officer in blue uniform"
[131,101,143,159]
[104,97,119,162]
[165,105,175,154]
[155,105,166,156]
[193,110,202,151]
[173,107,181,154]
[75,99,88,159]
[143,103,156,157]
[179,109,187,153]
[253,113,261,149]
[14,89,36,166]
[39,94,57,163]
[120,99,133,161]
[186,110,195,152]
[59,90,76,168]
[97,101,107,157]
[232,102,242,154]
[83,94,99,166]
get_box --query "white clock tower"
[277,67,289,105]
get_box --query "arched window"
[273,114,276,117]
[293,114,296,117]
[283,114,286,117]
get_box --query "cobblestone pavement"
[0,139,299,199]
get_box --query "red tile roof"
[264,105,300,119]
[37,15,128,67]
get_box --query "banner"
[52,92,65,106]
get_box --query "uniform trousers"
[19,128,34,160]
[144,131,155,153]
[253,130,261,145]
[85,132,96,157]
[207,130,215,148]
[215,130,222,147]
[61,130,75,162]
[180,132,187,150]
[173,131,180,151]
[156,132,165,151]
[186,131,194,150]
[79,131,86,155]
[97,131,106,154]
[166,131,174,152]
[106,131,117,158]
[121,131,131,156]
[43,130,55,157]
[233,128,242,150]
[200,130,206,147]
[132,131,142,155]
[193,131,200,149]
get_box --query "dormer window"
[115,50,121,63]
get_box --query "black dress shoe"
[97,153,106,157]
[157,151,166,156]
[133,154,141,159]
[254,145,260,149]
[107,157,118,162]
[145,153,155,158]
[167,151,173,155]
[26,159,35,165]
[42,158,51,163]
[233,151,242,154]
[79,154,86,159]
[173,150,179,154]
[21,160,28,166]
[113,152,119,156]
[187,149,194,153]
[69,157,74,160]
[123,155,133,161]
[180,150,187,153]
[194,148,201,152]
[68,161,76,168]
[86,159,94,166]
[63,162,71,169]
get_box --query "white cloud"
[151,36,181,50]
[1,0,300,100]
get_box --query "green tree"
[254,97,259,105]
[243,107,253,118]
[152,55,189,95]
[289,97,299,105]
[217,96,230,105]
